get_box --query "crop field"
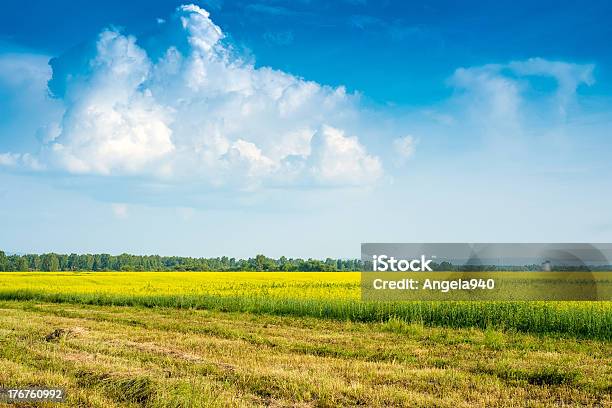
[0,272,610,407]
[0,272,610,339]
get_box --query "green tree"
[67,253,78,271]
[254,254,266,271]
[0,250,7,271]
[16,257,29,271]
[41,253,60,271]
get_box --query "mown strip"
[0,289,610,340]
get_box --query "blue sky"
[1,1,611,258]
[3,1,612,103]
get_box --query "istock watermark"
[361,243,612,301]
[372,255,434,271]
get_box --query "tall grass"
[0,289,609,340]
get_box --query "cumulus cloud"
[308,126,382,186]
[14,4,382,189]
[49,29,175,175]
[0,4,598,199]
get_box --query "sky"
[1,0,611,258]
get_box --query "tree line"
[0,251,362,272]
[2,251,602,272]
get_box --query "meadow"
[0,272,610,407]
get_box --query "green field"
[0,272,610,407]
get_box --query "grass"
[0,301,610,407]
[0,272,610,406]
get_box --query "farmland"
[0,272,611,407]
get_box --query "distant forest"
[1,251,605,272]
[0,251,362,272]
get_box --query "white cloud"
[0,153,20,167]
[0,4,599,201]
[0,53,51,88]
[308,125,382,186]
[0,152,43,170]
[36,122,62,144]
[25,4,382,189]
[450,64,522,129]
[447,59,595,155]
[508,58,594,116]
[450,59,595,125]
[49,29,175,175]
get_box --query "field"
[0,272,611,407]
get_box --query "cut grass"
[0,272,610,406]
[0,301,610,407]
